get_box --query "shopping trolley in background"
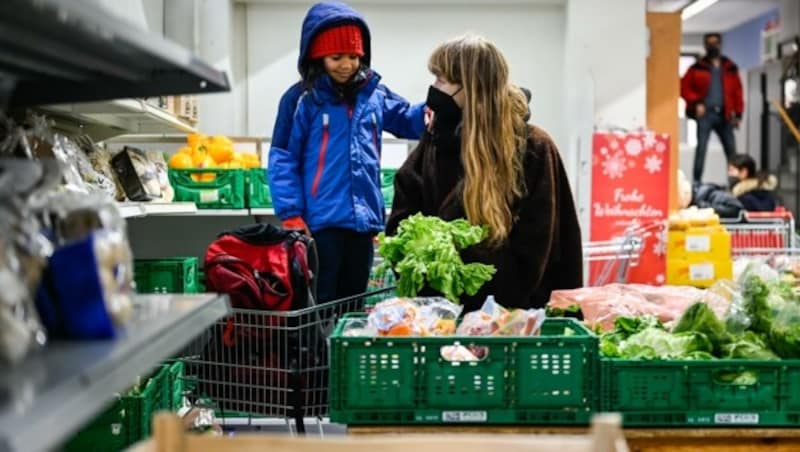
[583,221,662,286]
[721,210,797,257]
[179,287,395,434]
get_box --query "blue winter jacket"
[268,1,425,234]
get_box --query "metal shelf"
[189,209,252,216]
[0,0,229,107]
[250,208,276,216]
[0,293,231,452]
[141,202,197,216]
[39,99,198,141]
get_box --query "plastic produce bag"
[111,146,162,201]
[146,150,174,202]
[365,297,462,337]
[455,296,546,337]
[548,284,730,332]
[35,230,134,339]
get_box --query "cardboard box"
[667,226,731,261]
[666,258,733,288]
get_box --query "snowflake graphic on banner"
[625,137,643,156]
[653,235,666,256]
[644,155,663,174]
[643,132,657,150]
[601,151,627,179]
[656,273,665,285]
[655,141,667,153]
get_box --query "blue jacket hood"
[298,2,372,75]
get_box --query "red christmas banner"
[589,131,671,286]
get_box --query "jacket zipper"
[311,113,330,197]
[371,112,379,159]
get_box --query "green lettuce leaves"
[377,214,496,303]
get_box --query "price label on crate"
[442,411,488,423]
[200,189,220,203]
[685,235,711,252]
[714,413,759,425]
[689,263,714,281]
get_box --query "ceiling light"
[682,0,719,21]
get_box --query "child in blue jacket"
[268,1,425,303]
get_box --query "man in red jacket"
[681,33,744,184]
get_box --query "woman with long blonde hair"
[387,35,583,311]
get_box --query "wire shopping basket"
[179,287,394,433]
[720,210,797,257]
[583,221,662,286]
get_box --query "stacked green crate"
[381,169,396,208]
[168,169,246,209]
[63,362,182,451]
[134,257,199,294]
[246,168,272,208]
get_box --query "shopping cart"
[583,221,662,286]
[179,287,395,434]
[721,210,797,257]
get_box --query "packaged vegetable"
[440,345,480,362]
[146,150,174,202]
[111,146,161,201]
[366,297,462,337]
[455,296,546,337]
[548,284,730,332]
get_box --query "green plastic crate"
[381,169,396,207]
[135,257,199,294]
[601,358,800,427]
[197,269,206,293]
[330,315,598,425]
[246,168,272,208]
[64,364,171,451]
[167,361,186,411]
[168,168,246,209]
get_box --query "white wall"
[563,0,647,240]
[181,0,649,233]
[244,1,568,156]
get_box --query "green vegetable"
[599,315,713,360]
[673,302,731,354]
[377,214,496,303]
[615,315,662,336]
[743,274,772,335]
[545,304,581,318]
[614,328,714,360]
[715,370,759,386]
[721,331,779,360]
[743,274,800,358]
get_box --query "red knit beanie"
[308,24,364,59]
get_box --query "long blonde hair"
[428,35,529,246]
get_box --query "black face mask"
[426,85,462,149]
[728,175,741,189]
[706,46,721,59]
[426,85,462,128]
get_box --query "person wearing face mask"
[681,33,744,184]
[386,35,583,312]
[268,1,425,304]
[727,154,780,212]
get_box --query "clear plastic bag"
[549,284,731,332]
[36,192,135,327]
[366,297,462,337]
[146,150,174,202]
[457,296,546,337]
